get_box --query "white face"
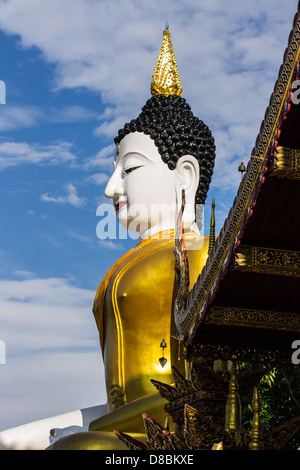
[104,132,178,239]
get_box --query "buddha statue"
[47,26,216,450]
[0,26,215,453]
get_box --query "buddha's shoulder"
[93,234,210,320]
[98,234,209,291]
[115,233,209,270]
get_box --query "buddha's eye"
[122,165,143,176]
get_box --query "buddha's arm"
[89,392,167,434]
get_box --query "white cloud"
[0,351,105,431]
[0,141,76,169]
[12,270,35,279]
[98,240,123,251]
[0,106,41,131]
[46,105,98,123]
[0,105,98,132]
[0,276,93,310]
[39,232,64,249]
[86,172,109,186]
[0,250,22,278]
[40,183,86,208]
[0,276,105,430]
[93,115,130,139]
[85,143,115,169]
[67,230,93,245]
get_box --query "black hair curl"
[114,94,215,205]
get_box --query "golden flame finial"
[208,199,216,255]
[249,386,262,450]
[225,361,241,432]
[151,24,182,97]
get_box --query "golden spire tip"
[150,24,182,97]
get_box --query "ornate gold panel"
[234,244,300,277]
[208,306,300,332]
[270,145,300,179]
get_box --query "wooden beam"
[233,244,300,277]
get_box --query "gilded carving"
[185,341,293,365]
[115,400,300,451]
[208,306,300,332]
[115,367,300,451]
[271,145,300,178]
[149,362,273,435]
[109,384,125,410]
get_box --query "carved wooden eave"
[174,3,300,363]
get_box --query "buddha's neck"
[139,220,200,240]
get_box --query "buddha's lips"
[114,201,127,212]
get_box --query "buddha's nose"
[104,171,124,199]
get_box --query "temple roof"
[175,2,300,363]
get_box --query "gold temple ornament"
[208,199,216,255]
[270,145,300,179]
[151,23,182,97]
[249,387,262,451]
[159,338,167,368]
[234,244,300,278]
[225,361,241,433]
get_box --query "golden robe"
[49,231,209,449]
[92,231,209,420]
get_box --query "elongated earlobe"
[175,155,199,229]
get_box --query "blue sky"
[0,0,298,432]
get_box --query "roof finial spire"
[150,24,182,97]
[208,199,216,255]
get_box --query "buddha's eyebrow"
[113,151,152,170]
[121,151,153,163]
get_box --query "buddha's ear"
[174,155,199,227]
[175,155,199,202]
